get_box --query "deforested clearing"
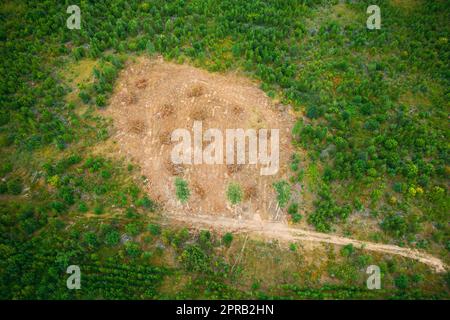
[104,56,296,220]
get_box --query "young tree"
[105,230,120,246]
[273,180,291,220]
[222,232,233,247]
[175,177,190,206]
[226,182,243,216]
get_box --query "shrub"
[78,202,88,213]
[291,213,302,223]
[125,242,141,258]
[137,195,156,211]
[105,230,120,246]
[101,170,111,179]
[340,244,354,257]
[96,94,106,107]
[173,228,190,247]
[83,232,98,248]
[380,214,407,238]
[199,230,212,248]
[306,105,324,119]
[179,244,210,273]
[78,90,90,104]
[93,204,104,215]
[125,222,142,236]
[222,232,233,246]
[147,223,161,236]
[0,162,12,176]
[7,178,23,195]
[394,275,409,290]
[226,183,242,205]
[353,198,363,211]
[288,203,299,215]
[0,182,7,194]
[273,180,291,208]
[51,201,66,214]
[175,178,190,203]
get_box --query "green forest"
[0,0,449,299]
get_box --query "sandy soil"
[104,56,295,220]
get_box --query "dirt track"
[166,212,447,273]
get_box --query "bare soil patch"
[104,56,295,220]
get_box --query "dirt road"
[166,212,447,273]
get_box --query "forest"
[0,0,449,299]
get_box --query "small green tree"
[125,242,141,258]
[95,94,106,107]
[7,178,23,195]
[227,182,242,216]
[288,202,302,223]
[83,232,98,249]
[175,177,190,204]
[78,90,90,104]
[125,222,142,236]
[394,274,409,290]
[78,202,88,213]
[273,180,291,219]
[147,223,161,236]
[222,232,233,247]
[105,230,120,246]
[227,183,242,204]
[273,180,291,208]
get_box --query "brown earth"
[103,56,295,220]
